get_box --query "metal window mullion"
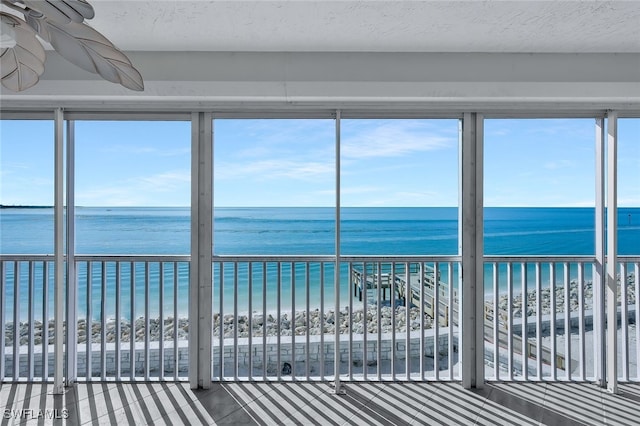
[53,107,64,393]
[333,109,343,393]
[606,111,618,393]
[65,119,77,386]
[459,113,484,389]
[594,117,606,387]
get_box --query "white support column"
[333,110,345,394]
[65,120,77,386]
[606,111,618,394]
[189,112,213,389]
[460,113,484,389]
[594,118,606,387]
[53,108,65,394]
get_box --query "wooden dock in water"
[351,265,570,371]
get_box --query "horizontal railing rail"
[483,255,639,383]
[211,255,462,382]
[1,254,190,382]
[1,254,637,383]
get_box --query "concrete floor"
[1,380,639,425]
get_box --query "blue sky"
[0,118,638,207]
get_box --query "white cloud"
[342,121,455,159]
[543,160,575,170]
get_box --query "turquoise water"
[1,207,639,320]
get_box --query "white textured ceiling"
[82,0,640,53]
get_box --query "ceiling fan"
[1,0,143,92]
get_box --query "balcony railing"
[1,255,638,383]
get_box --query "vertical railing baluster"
[376,262,381,381]
[144,262,150,381]
[101,261,107,381]
[43,262,49,380]
[636,262,640,382]
[550,263,556,380]
[578,262,585,380]
[306,262,310,381]
[173,262,178,381]
[248,262,253,381]
[130,261,135,381]
[564,262,571,380]
[86,262,92,381]
[405,262,410,381]
[291,262,295,381]
[448,262,454,380]
[320,263,325,381]
[262,262,267,381]
[159,262,165,380]
[493,262,499,381]
[620,263,628,381]
[420,262,425,380]
[116,262,121,380]
[434,262,440,381]
[536,262,542,379]
[522,262,528,381]
[507,262,513,381]
[348,262,353,381]
[219,262,224,380]
[362,262,368,381]
[233,262,238,381]
[391,262,396,381]
[277,262,282,381]
[28,261,35,380]
[0,261,4,381]
[13,261,20,380]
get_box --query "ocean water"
[1,207,639,320]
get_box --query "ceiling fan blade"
[30,15,144,90]
[21,0,94,24]
[0,12,45,91]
